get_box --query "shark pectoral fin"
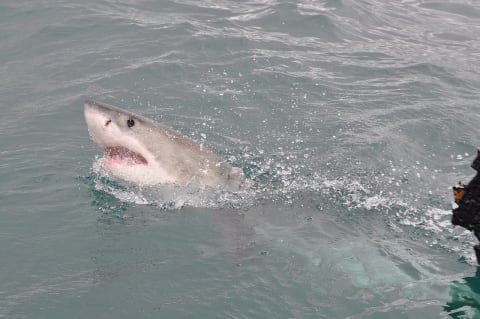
[226,167,245,192]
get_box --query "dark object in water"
[451,148,480,263]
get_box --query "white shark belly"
[101,157,176,186]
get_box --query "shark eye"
[127,118,135,128]
[105,119,111,126]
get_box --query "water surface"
[1,0,480,318]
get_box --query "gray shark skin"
[84,100,245,191]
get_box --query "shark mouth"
[104,146,148,165]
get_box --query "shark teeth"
[104,146,148,165]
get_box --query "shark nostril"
[105,119,111,126]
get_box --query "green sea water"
[1,0,480,318]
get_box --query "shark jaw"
[104,146,148,166]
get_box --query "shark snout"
[84,102,111,128]
[83,101,114,148]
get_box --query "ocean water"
[1,0,480,318]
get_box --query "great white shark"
[84,100,245,191]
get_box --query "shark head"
[84,100,151,164]
[84,100,171,185]
[84,100,245,191]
